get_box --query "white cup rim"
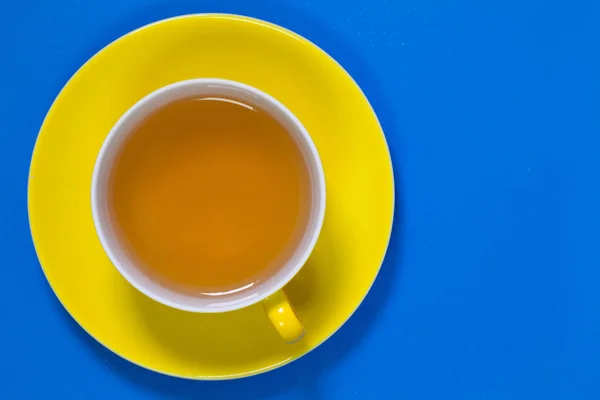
[91,78,326,313]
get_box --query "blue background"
[1,0,599,398]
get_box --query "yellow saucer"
[28,14,394,379]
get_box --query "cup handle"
[261,290,305,343]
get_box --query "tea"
[109,96,311,296]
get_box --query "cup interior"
[92,79,325,312]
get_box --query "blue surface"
[1,0,600,398]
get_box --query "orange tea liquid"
[109,96,311,295]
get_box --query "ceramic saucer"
[28,14,394,379]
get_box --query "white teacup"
[91,79,326,342]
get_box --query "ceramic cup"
[91,79,326,343]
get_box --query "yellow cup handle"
[262,290,305,343]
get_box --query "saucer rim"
[28,13,395,380]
